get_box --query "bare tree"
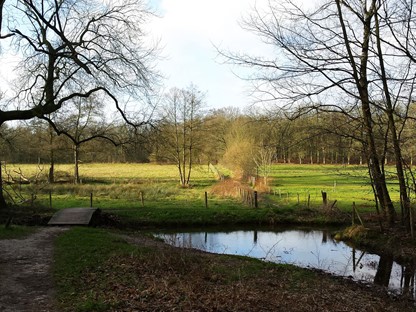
[0,0,158,208]
[158,85,205,187]
[253,145,274,185]
[41,94,120,184]
[220,0,416,228]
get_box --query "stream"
[155,227,416,298]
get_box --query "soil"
[0,227,68,312]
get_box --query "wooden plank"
[48,207,98,225]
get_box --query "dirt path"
[0,227,68,312]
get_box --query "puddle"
[155,228,416,297]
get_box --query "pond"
[155,228,416,298]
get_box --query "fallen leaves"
[66,235,413,312]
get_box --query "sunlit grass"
[266,164,401,211]
[3,163,212,181]
[3,163,216,207]
[2,162,403,226]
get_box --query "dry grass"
[3,163,211,181]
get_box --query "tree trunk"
[374,11,409,228]
[48,160,54,184]
[74,144,80,184]
[48,126,55,183]
[336,0,396,226]
[374,253,394,287]
[0,161,7,210]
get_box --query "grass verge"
[53,227,137,311]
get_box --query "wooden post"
[49,191,52,209]
[352,201,355,225]
[352,202,364,226]
[140,191,144,207]
[254,191,258,208]
[205,191,208,208]
[90,192,93,208]
[307,193,311,208]
[321,191,327,208]
[297,193,300,205]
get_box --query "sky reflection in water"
[155,229,413,296]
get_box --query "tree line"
[3,99,416,179]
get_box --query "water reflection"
[155,229,416,297]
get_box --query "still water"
[155,228,416,297]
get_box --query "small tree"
[42,94,119,184]
[222,139,257,178]
[158,85,205,187]
[254,146,274,186]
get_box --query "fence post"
[254,191,258,208]
[90,192,93,208]
[205,191,208,208]
[321,191,327,208]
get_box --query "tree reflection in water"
[155,228,416,298]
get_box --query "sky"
[147,0,273,110]
[0,0,312,112]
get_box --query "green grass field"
[1,163,405,226]
[266,164,401,210]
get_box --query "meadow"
[266,164,401,210]
[1,162,404,226]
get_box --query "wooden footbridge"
[48,207,100,225]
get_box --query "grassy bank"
[53,227,412,312]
